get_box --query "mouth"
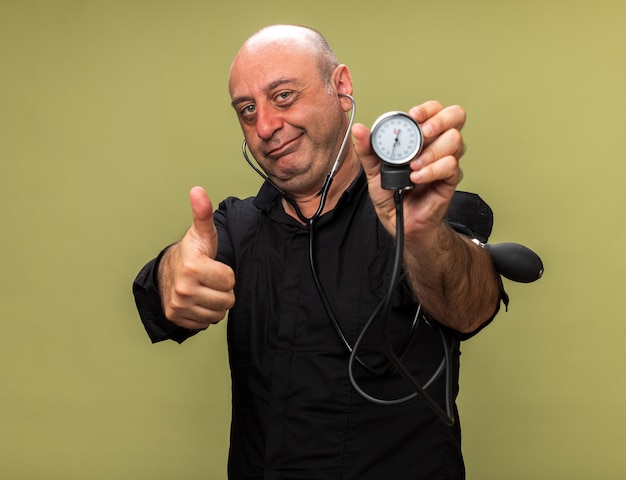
[265,135,302,159]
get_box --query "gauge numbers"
[370,111,423,165]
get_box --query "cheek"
[241,129,265,160]
[316,112,347,149]
[239,121,255,141]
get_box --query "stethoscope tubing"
[239,95,456,425]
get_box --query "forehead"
[229,39,320,99]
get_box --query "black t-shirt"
[133,171,499,480]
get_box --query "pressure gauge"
[370,111,423,165]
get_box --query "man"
[134,24,504,479]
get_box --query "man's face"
[229,41,347,196]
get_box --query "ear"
[331,64,354,111]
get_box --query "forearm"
[403,223,501,333]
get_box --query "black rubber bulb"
[484,242,544,283]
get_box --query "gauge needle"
[390,129,401,158]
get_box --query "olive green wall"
[2,0,624,478]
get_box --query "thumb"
[189,186,218,258]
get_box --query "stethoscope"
[241,94,457,425]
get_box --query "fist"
[158,187,235,330]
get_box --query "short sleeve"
[444,191,493,243]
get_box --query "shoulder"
[214,196,261,267]
[215,195,260,231]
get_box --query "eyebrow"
[230,78,298,107]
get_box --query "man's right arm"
[133,186,236,342]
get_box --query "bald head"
[231,25,339,88]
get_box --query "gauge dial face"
[370,112,423,165]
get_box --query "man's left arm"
[401,221,501,333]
[352,101,501,333]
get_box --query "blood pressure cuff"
[444,191,493,244]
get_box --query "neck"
[282,153,361,222]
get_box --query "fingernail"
[411,170,423,184]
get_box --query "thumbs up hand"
[158,187,236,330]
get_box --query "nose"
[255,104,282,140]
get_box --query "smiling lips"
[265,135,302,159]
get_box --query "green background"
[1,0,624,478]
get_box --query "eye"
[240,103,256,119]
[274,91,294,106]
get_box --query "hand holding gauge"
[369,110,544,283]
[370,111,424,190]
